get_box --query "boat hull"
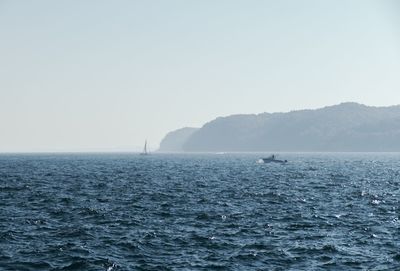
[261,159,287,164]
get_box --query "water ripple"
[1,153,400,270]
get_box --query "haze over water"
[1,153,400,270]
[1,0,400,270]
[1,0,400,151]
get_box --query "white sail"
[140,140,149,155]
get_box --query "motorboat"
[259,154,287,164]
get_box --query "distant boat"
[259,154,287,164]
[140,140,149,155]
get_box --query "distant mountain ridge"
[159,103,400,152]
[159,127,199,152]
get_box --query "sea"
[1,153,400,270]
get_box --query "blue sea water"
[1,153,400,270]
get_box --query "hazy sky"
[1,0,399,152]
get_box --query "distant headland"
[159,103,400,152]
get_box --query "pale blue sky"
[1,0,399,152]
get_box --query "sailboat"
[140,140,149,155]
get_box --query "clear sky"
[1,0,399,152]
